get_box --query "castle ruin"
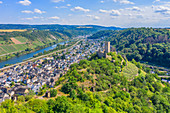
[97,41,115,58]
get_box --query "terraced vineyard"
[0,30,70,55]
[122,62,138,80]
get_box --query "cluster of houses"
[0,39,104,102]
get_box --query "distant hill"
[88,28,170,67]
[0,24,122,56]
[0,30,73,57]
[0,24,122,31]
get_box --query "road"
[0,39,83,72]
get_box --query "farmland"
[0,30,68,55]
[0,29,27,32]
[10,38,23,44]
[13,37,28,43]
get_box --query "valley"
[0,26,169,113]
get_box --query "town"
[0,38,106,103]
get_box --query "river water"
[0,41,67,68]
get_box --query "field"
[10,38,22,44]
[0,29,27,32]
[122,62,138,80]
[0,41,5,44]
[14,37,28,43]
[0,43,39,55]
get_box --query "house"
[24,79,31,84]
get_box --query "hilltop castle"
[97,41,115,58]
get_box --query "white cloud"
[154,6,170,15]
[55,6,67,9]
[110,10,121,16]
[21,10,33,14]
[33,16,44,19]
[19,0,31,6]
[67,4,71,6]
[22,18,33,20]
[99,9,121,16]
[99,9,111,13]
[0,1,3,4]
[34,9,46,14]
[127,6,142,11]
[87,15,100,20]
[153,0,160,3]
[71,6,90,12]
[21,9,46,14]
[48,16,60,19]
[113,0,134,4]
[100,1,104,3]
[52,0,64,3]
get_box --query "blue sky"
[0,0,170,27]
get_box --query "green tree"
[50,89,57,97]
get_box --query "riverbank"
[0,40,60,63]
[0,39,83,72]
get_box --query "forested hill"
[0,24,122,31]
[0,30,73,56]
[88,28,170,67]
[0,53,170,112]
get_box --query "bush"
[17,96,25,102]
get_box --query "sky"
[0,0,170,28]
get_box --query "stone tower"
[105,41,110,53]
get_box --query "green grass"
[14,37,28,43]
[32,41,45,47]
[122,62,138,80]
[0,39,58,55]
[1,45,17,53]
[0,41,5,44]
[0,44,28,55]
[0,47,7,54]
[13,44,27,51]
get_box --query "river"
[0,41,67,68]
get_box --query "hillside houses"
[0,39,103,102]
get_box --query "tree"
[25,99,49,113]
[50,89,57,97]
[53,96,71,113]
[0,100,17,113]
[69,90,76,99]
[61,83,72,94]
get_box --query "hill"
[88,28,170,67]
[0,24,122,32]
[0,30,71,55]
[0,52,169,113]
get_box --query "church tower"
[105,41,110,53]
